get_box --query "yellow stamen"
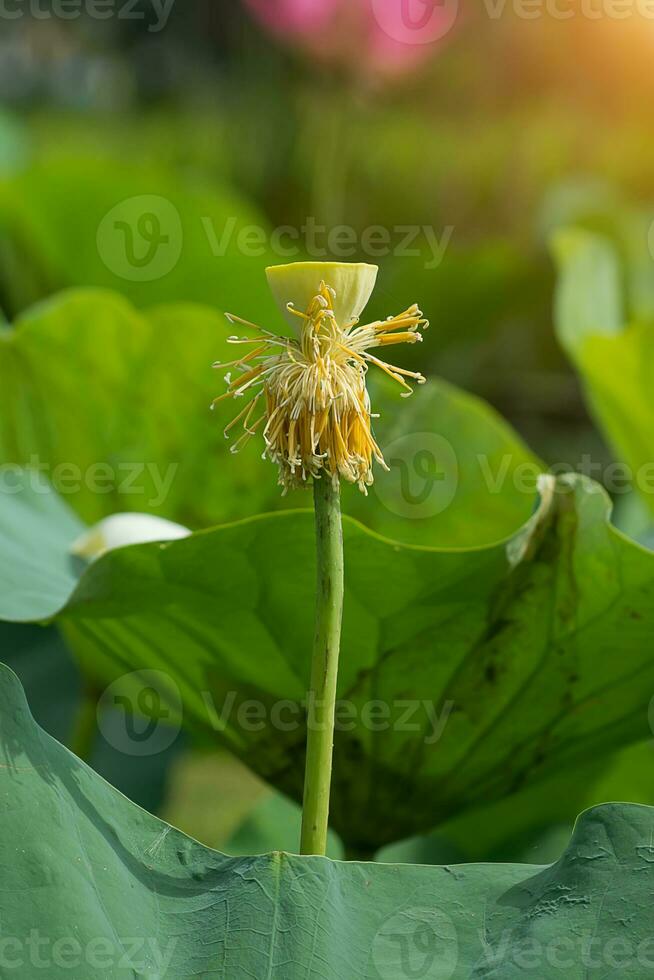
[213,268,427,492]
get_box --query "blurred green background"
[2,0,654,861]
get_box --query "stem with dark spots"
[300,476,344,856]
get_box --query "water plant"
[214,260,427,853]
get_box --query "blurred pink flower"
[243,0,454,79]
[244,0,339,37]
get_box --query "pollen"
[212,263,427,493]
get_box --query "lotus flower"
[212,261,427,493]
[243,0,455,78]
[244,0,338,36]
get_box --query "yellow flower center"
[212,269,427,493]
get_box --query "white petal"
[71,513,191,561]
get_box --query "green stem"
[300,476,345,856]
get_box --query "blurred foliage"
[552,219,654,522]
[0,155,279,315]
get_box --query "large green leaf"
[552,225,654,517]
[0,470,83,620]
[381,738,654,866]
[3,471,654,852]
[342,374,540,548]
[1,659,654,978]
[0,289,540,544]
